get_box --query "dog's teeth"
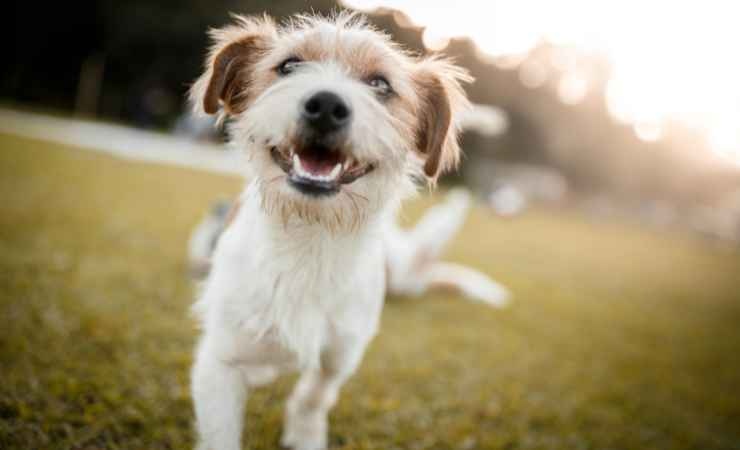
[292,154,302,174]
[290,153,343,182]
[294,155,309,178]
[328,163,342,180]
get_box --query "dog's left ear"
[190,14,277,116]
[413,58,472,180]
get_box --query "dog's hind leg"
[385,188,473,296]
[421,261,509,307]
[192,336,248,450]
[386,188,510,306]
[407,187,473,262]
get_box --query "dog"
[189,12,502,450]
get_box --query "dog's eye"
[277,57,302,75]
[367,75,393,96]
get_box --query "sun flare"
[344,0,740,164]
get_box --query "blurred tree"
[3,0,334,127]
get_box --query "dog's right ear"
[190,15,277,116]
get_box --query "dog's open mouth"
[270,145,375,196]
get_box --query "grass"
[1,132,739,450]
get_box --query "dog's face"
[192,13,471,230]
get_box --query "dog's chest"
[214,207,385,368]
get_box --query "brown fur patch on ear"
[416,74,453,178]
[203,37,264,114]
[413,58,472,180]
[190,15,277,117]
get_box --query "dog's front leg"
[192,337,248,450]
[281,337,368,450]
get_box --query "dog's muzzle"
[269,90,374,197]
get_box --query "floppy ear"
[413,58,472,179]
[190,15,277,116]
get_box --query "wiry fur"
[189,12,472,450]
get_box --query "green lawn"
[1,133,739,450]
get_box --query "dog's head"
[191,13,471,230]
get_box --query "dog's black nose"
[302,91,351,134]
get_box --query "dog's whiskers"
[266,174,285,185]
[347,190,369,204]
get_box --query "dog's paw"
[280,412,328,450]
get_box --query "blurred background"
[2,1,740,449]
[5,0,740,239]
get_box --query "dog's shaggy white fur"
[189,13,485,450]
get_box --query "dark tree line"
[4,0,334,127]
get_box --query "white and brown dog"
[189,12,506,450]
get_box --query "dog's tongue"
[299,149,341,175]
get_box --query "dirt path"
[0,108,242,175]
